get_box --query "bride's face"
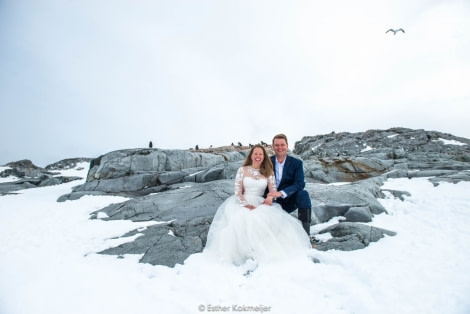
[251,147,264,166]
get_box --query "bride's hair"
[243,144,274,177]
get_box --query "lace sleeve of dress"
[267,175,277,194]
[234,167,248,206]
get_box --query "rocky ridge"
[0,158,89,195]
[296,127,470,185]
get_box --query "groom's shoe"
[309,236,319,249]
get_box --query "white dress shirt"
[275,159,287,198]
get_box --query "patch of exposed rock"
[314,222,397,251]
[45,158,92,170]
[0,159,84,195]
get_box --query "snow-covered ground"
[1,164,469,314]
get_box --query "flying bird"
[386,28,405,35]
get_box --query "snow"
[434,138,468,146]
[1,166,470,314]
[360,145,373,152]
[50,162,91,177]
[311,144,322,152]
[0,166,18,183]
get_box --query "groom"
[266,134,312,236]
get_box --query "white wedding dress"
[204,166,311,265]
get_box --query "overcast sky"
[1,0,469,167]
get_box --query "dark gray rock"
[0,159,84,195]
[344,206,373,222]
[99,216,212,267]
[307,176,387,225]
[38,176,83,187]
[90,180,232,222]
[0,181,37,195]
[428,170,470,186]
[315,222,396,251]
[1,160,54,178]
[382,189,411,201]
[57,190,113,202]
[312,204,352,223]
[45,158,92,170]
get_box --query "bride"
[203,144,312,265]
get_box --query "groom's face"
[273,138,288,160]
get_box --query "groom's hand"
[262,195,274,206]
[268,192,281,199]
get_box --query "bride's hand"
[245,204,256,210]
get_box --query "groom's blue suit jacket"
[270,155,305,197]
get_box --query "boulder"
[315,222,397,251]
[307,176,387,224]
[344,206,373,223]
[99,216,213,267]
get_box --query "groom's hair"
[272,133,288,145]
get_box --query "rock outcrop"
[295,127,470,185]
[0,159,87,195]
[314,222,397,251]
[58,148,247,200]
